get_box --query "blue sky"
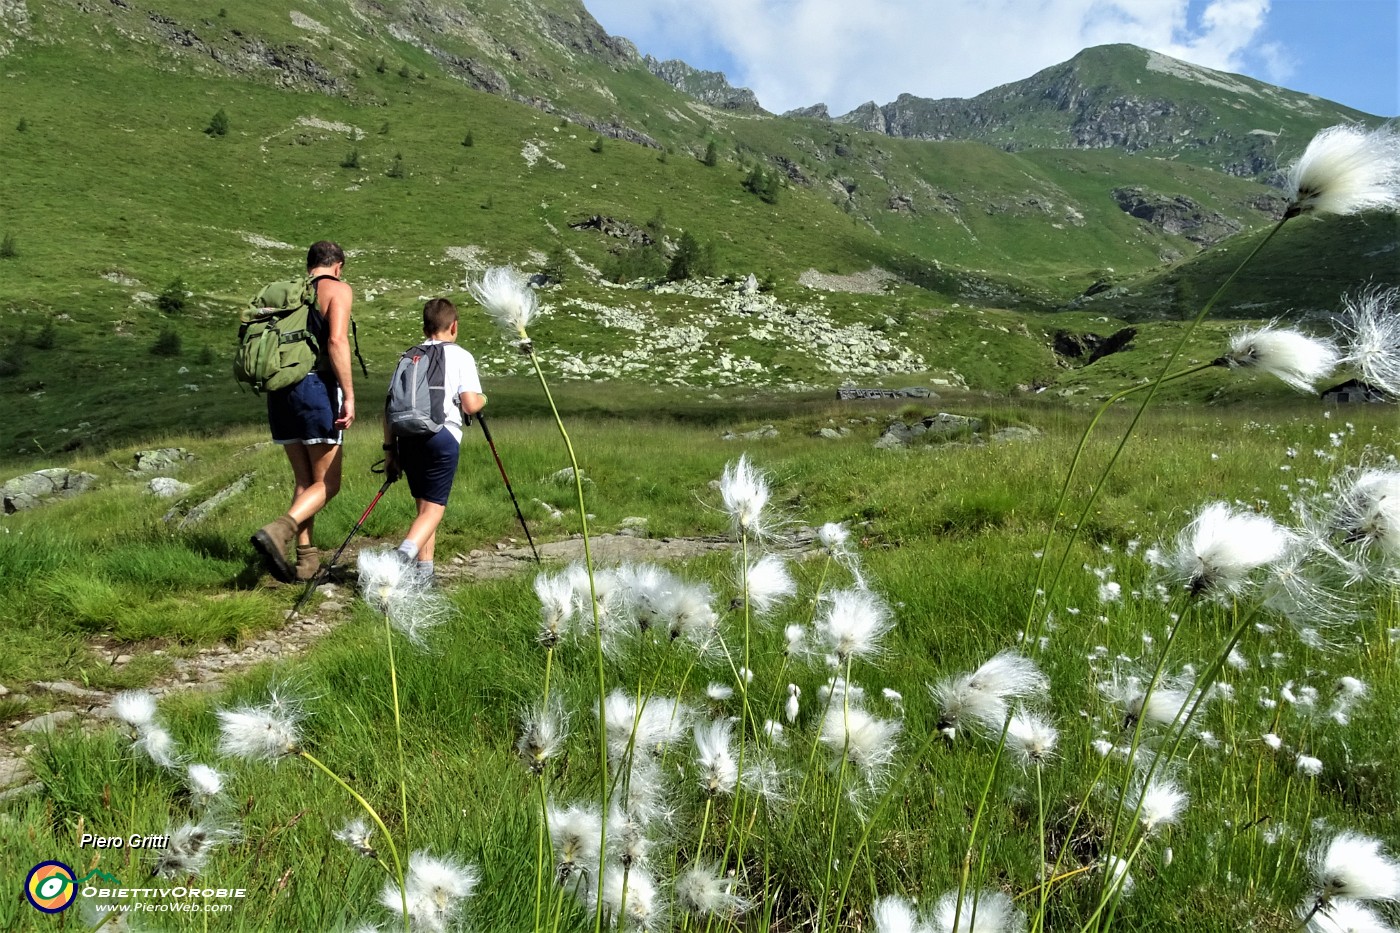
[586,0,1398,118]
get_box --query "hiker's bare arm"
[323,280,355,429]
[460,391,486,416]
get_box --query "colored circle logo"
[25,861,77,913]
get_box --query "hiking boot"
[251,514,298,583]
[294,545,321,582]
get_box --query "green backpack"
[233,278,323,394]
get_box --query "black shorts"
[267,373,342,446]
[398,430,460,506]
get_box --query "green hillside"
[0,0,1393,459]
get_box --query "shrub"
[743,165,780,204]
[341,148,360,169]
[157,278,187,315]
[32,320,56,350]
[604,242,666,284]
[195,345,216,366]
[0,233,16,259]
[218,7,226,16]
[461,130,474,147]
[150,326,181,357]
[397,64,410,78]
[589,136,604,153]
[378,121,390,135]
[543,244,569,284]
[15,118,27,133]
[666,230,717,282]
[386,155,405,179]
[375,57,387,74]
[701,140,718,166]
[204,109,229,137]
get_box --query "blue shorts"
[398,430,460,506]
[267,373,342,446]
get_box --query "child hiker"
[382,298,486,585]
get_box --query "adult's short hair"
[423,298,458,335]
[306,240,345,271]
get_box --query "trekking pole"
[292,468,396,616]
[476,412,541,563]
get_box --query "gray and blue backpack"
[386,343,449,436]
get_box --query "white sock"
[397,540,419,561]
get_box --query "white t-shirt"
[422,340,482,442]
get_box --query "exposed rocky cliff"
[644,55,765,112]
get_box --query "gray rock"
[617,516,649,538]
[547,467,591,486]
[132,447,194,474]
[114,655,134,665]
[17,711,77,733]
[921,413,983,434]
[164,472,254,529]
[814,427,850,439]
[0,782,44,804]
[0,756,32,789]
[721,425,779,441]
[34,681,106,699]
[2,468,98,513]
[319,601,344,614]
[147,477,192,499]
[991,426,1042,443]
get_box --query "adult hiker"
[251,240,357,582]
[382,297,486,586]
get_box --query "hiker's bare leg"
[404,499,445,562]
[285,443,343,545]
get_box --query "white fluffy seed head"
[1006,709,1058,766]
[674,864,750,919]
[152,821,232,878]
[1301,898,1393,932]
[186,763,223,801]
[469,265,539,337]
[1170,501,1293,598]
[333,817,376,859]
[517,700,568,774]
[594,864,661,928]
[112,691,158,731]
[1312,831,1400,903]
[380,851,480,933]
[357,548,450,646]
[933,651,1048,738]
[873,894,926,933]
[1222,324,1340,393]
[548,803,603,882]
[742,553,796,616]
[819,704,901,784]
[534,570,576,647]
[1102,856,1135,899]
[216,701,302,764]
[719,455,770,537]
[694,718,738,797]
[1127,776,1189,835]
[1336,286,1400,397]
[134,726,181,770]
[1333,469,1400,560]
[930,888,1025,933]
[1284,124,1400,218]
[816,587,894,662]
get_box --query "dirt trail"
[0,532,806,797]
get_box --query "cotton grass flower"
[1297,755,1324,777]
[929,888,1025,933]
[599,690,689,765]
[357,548,451,647]
[1311,831,1400,905]
[873,894,928,933]
[534,569,576,647]
[785,683,801,723]
[1102,855,1136,898]
[674,864,750,919]
[1300,898,1395,933]
[1332,469,1400,561]
[1284,124,1400,218]
[820,704,901,786]
[379,851,479,933]
[815,587,894,663]
[694,719,738,796]
[1126,775,1189,835]
[1005,708,1058,766]
[1336,286,1400,396]
[185,764,223,805]
[931,651,1048,739]
[517,700,568,774]
[548,803,603,883]
[1168,501,1293,598]
[112,691,158,731]
[740,553,796,616]
[1220,324,1340,393]
[134,725,180,769]
[593,865,662,929]
[720,454,770,538]
[333,817,377,859]
[469,265,538,337]
[216,696,303,764]
[152,821,232,878]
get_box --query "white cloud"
[588,0,1276,114]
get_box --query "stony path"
[0,532,796,799]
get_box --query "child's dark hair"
[423,298,458,335]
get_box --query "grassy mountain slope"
[0,0,1391,460]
